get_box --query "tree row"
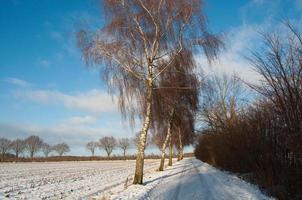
[0,135,69,161]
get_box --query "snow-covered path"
[113,158,274,200]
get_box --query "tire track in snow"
[171,160,192,200]
[190,159,216,200]
[141,158,273,200]
[145,159,198,200]
[191,159,235,200]
[142,160,187,200]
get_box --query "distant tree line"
[0,135,70,162]
[195,23,302,200]
[86,135,152,159]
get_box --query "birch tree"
[78,0,221,184]
[151,51,201,170]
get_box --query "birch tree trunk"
[178,129,183,161]
[168,135,173,166]
[159,129,170,171]
[180,147,184,160]
[133,72,153,184]
[159,108,175,171]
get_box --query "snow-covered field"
[0,158,274,200]
[0,159,159,200]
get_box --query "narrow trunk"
[159,108,175,170]
[31,151,34,161]
[123,149,126,160]
[178,129,183,161]
[16,152,19,162]
[133,84,152,184]
[168,135,172,166]
[180,147,184,160]
[159,130,170,171]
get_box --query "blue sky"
[0,0,301,156]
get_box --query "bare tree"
[99,136,117,157]
[53,143,70,156]
[175,111,196,161]
[78,0,222,184]
[0,138,11,162]
[151,51,201,170]
[200,73,247,131]
[132,132,152,149]
[10,139,25,161]
[247,23,302,187]
[118,138,130,159]
[194,22,302,199]
[248,23,302,135]
[86,141,98,156]
[41,143,52,158]
[25,135,43,161]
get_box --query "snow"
[112,158,275,200]
[0,160,159,200]
[0,158,274,200]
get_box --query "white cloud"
[62,115,97,126]
[13,88,118,114]
[4,77,32,88]
[197,0,302,86]
[0,120,135,156]
[196,24,263,84]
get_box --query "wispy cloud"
[0,120,134,155]
[36,58,50,68]
[61,115,97,126]
[4,77,32,88]
[197,0,302,85]
[13,88,118,114]
[196,24,262,84]
[50,30,64,41]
